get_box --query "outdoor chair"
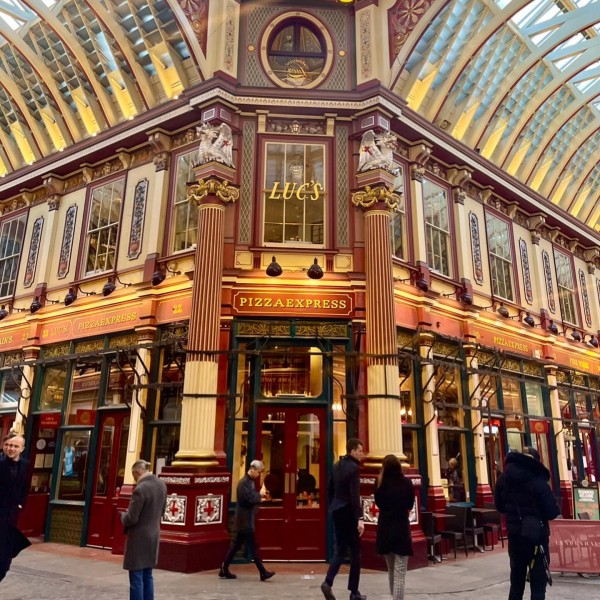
[421,511,443,563]
[440,505,469,558]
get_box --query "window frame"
[79,175,126,279]
[553,248,579,326]
[422,177,453,278]
[0,210,28,300]
[485,210,516,302]
[390,164,410,262]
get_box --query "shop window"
[332,350,348,461]
[66,357,103,425]
[390,167,407,260]
[56,429,91,501]
[172,149,200,252]
[0,366,20,409]
[524,382,544,416]
[106,356,134,407]
[554,249,578,325]
[423,179,451,277]
[0,213,26,299]
[39,365,67,412]
[485,212,514,302]
[263,143,325,245]
[262,16,332,89]
[83,179,124,275]
[259,346,323,398]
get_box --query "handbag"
[517,507,544,544]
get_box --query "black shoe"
[218,567,236,579]
[349,592,367,600]
[321,581,336,600]
[260,570,275,581]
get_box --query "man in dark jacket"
[0,434,31,583]
[321,438,365,600]
[495,447,560,600]
[219,459,275,581]
[121,460,167,600]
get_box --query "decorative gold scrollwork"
[188,178,240,205]
[351,185,401,211]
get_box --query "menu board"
[573,484,600,520]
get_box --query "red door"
[86,411,129,548]
[254,406,326,560]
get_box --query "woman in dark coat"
[374,454,415,600]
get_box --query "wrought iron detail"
[519,238,533,304]
[23,216,44,288]
[128,179,149,259]
[57,204,77,279]
[469,211,483,285]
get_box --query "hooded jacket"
[494,452,560,541]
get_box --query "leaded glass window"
[486,212,514,301]
[0,214,26,298]
[172,149,200,253]
[423,179,450,276]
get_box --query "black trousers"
[508,535,549,600]
[325,506,361,594]
[222,530,267,575]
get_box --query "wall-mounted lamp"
[571,329,582,343]
[415,274,429,292]
[103,274,132,297]
[523,312,536,327]
[548,320,559,335]
[266,256,283,277]
[0,305,9,320]
[306,258,324,280]
[588,335,599,348]
[64,287,78,306]
[459,291,473,305]
[30,296,43,313]
[151,263,182,287]
[496,303,510,318]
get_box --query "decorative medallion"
[162,493,186,526]
[469,212,484,285]
[361,496,379,524]
[542,250,556,313]
[579,269,592,327]
[388,0,436,63]
[195,494,223,525]
[23,216,44,288]
[128,179,149,260]
[519,239,533,305]
[57,205,78,279]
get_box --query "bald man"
[0,434,31,582]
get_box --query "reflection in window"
[486,213,514,301]
[524,382,544,416]
[423,179,451,276]
[260,346,323,397]
[390,168,407,260]
[84,179,124,275]
[57,429,91,501]
[40,365,67,412]
[67,358,102,425]
[554,249,578,325]
[0,368,20,408]
[0,214,26,298]
[172,149,199,252]
[263,143,325,245]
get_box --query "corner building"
[1,0,599,571]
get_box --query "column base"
[474,483,494,508]
[157,463,232,572]
[426,485,447,512]
[559,479,573,518]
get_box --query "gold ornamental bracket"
[187,178,240,205]
[351,184,401,211]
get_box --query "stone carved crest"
[196,122,234,167]
[357,130,396,172]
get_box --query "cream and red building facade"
[0,0,599,571]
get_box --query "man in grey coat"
[121,460,167,600]
[219,459,275,581]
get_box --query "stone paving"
[2,541,599,599]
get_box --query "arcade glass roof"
[0,0,599,231]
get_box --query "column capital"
[352,184,401,212]
[417,331,435,347]
[188,177,239,205]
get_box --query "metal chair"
[440,506,469,558]
[421,511,443,563]
[483,502,505,549]
[465,506,485,552]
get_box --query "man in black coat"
[219,459,275,581]
[494,447,560,600]
[0,434,31,582]
[321,438,365,600]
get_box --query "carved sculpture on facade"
[196,122,234,167]
[357,129,396,172]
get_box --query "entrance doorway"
[86,410,129,548]
[254,405,326,560]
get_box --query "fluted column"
[464,344,493,506]
[545,364,572,517]
[175,174,239,465]
[352,174,404,461]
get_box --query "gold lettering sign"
[268,181,322,201]
[492,336,530,353]
[233,291,353,317]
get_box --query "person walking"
[321,438,366,600]
[219,459,275,581]
[494,446,560,600]
[0,434,31,583]
[121,460,167,600]
[374,455,414,600]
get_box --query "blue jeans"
[129,568,154,600]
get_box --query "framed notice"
[573,483,600,520]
